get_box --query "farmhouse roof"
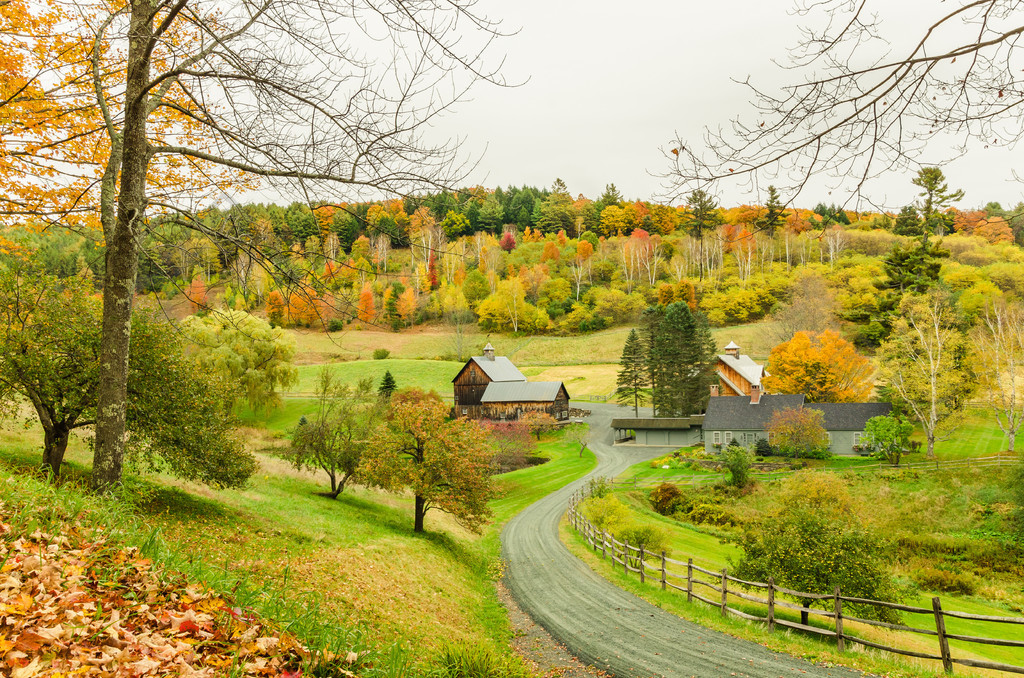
[703,394,806,430]
[806,402,893,430]
[466,356,527,383]
[481,381,566,403]
[717,353,766,387]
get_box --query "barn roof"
[481,381,566,403]
[717,353,766,387]
[456,356,527,383]
[703,394,806,430]
[806,402,893,430]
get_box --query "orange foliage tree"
[364,389,493,533]
[357,284,376,323]
[763,330,874,403]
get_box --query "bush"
[327,319,344,332]
[754,437,773,457]
[649,483,683,515]
[586,476,611,499]
[581,495,630,533]
[722,443,752,488]
[618,523,671,565]
[912,567,978,595]
[682,503,735,527]
[372,348,391,360]
[432,642,531,678]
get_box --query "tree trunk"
[926,431,936,459]
[414,494,427,532]
[1009,430,1016,453]
[42,425,70,477]
[92,2,153,492]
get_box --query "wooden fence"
[567,490,1024,675]
[613,454,1016,490]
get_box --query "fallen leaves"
[0,512,325,677]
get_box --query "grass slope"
[0,419,596,675]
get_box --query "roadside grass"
[588,465,1024,675]
[0,417,597,675]
[560,518,957,678]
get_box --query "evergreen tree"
[616,329,649,416]
[913,167,964,240]
[757,185,787,236]
[379,371,397,400]
[682,190,723,279]
[642,302,717,417]
[892,205,923,237]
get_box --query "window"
[826,432,833,446]
[724,431,732,444]
[853,432,862,445]
[462,408,468,415]
[713,431,721,445]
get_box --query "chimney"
[724,341,740,358]
[750,383,761,405]
[483,342,495,361]
[710,384,719,397]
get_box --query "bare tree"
[4,0,508,490]
[767,273,839,345]
[666,1,1024,206]
[975,300,1024,453]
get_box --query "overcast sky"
[429,0,1024,211]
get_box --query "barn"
[452,344,570,421]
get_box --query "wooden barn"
[452,343,570,421]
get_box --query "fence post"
[686,558,693,603]
[767,578,775,632]
[720,569,728,616]
[660,551,666,591]
[932,597,953,674]
[623,539,629,574]
[602,530,607,560]
[639,544,645,584]
[834,587,844,652]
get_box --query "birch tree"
[879,290,976,458]
[974,300,1024,453]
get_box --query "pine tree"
[643,302,718,417]
[616,329,649,416]
[379,371,397,400]
[758,185,787,236]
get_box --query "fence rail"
[613,454,1016,490]
[567,489,1024,675]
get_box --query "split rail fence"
[613,454,1015,490]
[567,490,1024,675]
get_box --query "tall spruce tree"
[616,329,649,416]
[642,302,717,417]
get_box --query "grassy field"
[288,358,462,394]
[285,319,776,368]
[582,463,1024,676]
[0,417,596,674]
[931,406,1024,457]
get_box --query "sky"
[427,0,1024,211]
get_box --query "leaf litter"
[0,509,365,677]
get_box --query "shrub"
[327,319,344,332]
[581,495,630,533]
[722,443,752,488]
[649,483,683,515]
[753,437,773,457]
[683,503,735,527]
[913,567,978,595]
[618,523,671,565]
[586,476,611,499]
[372,348,391,360]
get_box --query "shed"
[611,416,704,446]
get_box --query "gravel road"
[501,402,869,678]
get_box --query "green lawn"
[930,407,1023,458]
